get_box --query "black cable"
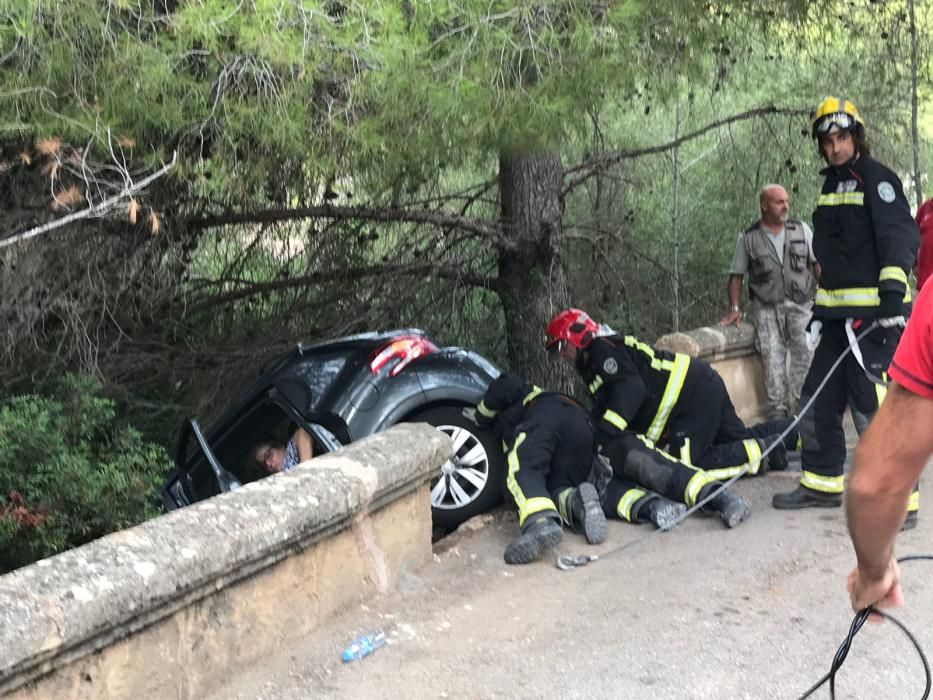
[799,556,933,699]
[899,555,933,564]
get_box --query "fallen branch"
[186,260,497,315]
[563,105,811,195]
[0,152,178,250]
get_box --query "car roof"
[246,327,430,393]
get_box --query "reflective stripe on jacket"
[580,335,690,444]
[811,154,918,320]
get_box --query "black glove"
[876,290,904,319]
[473,408,494,429]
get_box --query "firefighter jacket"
[812,153,919,320]
[577,334,690,445]
[743,218,816,305]
[476,375,597,526]
[476,373,543,439]
[477,375,590,447]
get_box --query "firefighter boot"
[503,516,563,565]
[569,482,608,545]
[783,428,801,453]
[700,485,751,528]
[590,454,614,498]
[902,511,919,531]
[772,486,841,510]
[636,495,687,531]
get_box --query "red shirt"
[915,199,933,289]
[889,282,933,399]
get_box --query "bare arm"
[295,428,315,463]
[846,383,933,610]
[718,274,745,325]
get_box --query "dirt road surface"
[209,466,931,700]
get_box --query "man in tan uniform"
[720,184,821,418]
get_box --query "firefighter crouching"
[476,372,607,564]
[477,373,693,564]
[546,308,796,480]
[771,97,920,527]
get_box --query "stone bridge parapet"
[0,423,450,700]
[655,321,766,423]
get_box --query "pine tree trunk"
[496,150,573,389]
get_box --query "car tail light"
[369,336,438,377]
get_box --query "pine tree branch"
[187,204,505,243]
[563,105,811,195]
[0,152,178,250]
[186,261,497,314]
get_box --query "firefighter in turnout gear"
[772,97,920,518]
[545,309,795,480]
[476,372,607,564]
[476,373,686,563]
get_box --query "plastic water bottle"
[341,630,386,662]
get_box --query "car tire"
[407,405,505,530]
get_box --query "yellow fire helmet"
[811,96,865,139]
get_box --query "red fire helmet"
[545,308,599,351]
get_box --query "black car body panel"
[414,348,500,408]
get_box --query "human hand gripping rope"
[798,554,933,700]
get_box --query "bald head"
[759,184,789,230]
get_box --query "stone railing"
[0,423,450,700]
[655,321,767,423]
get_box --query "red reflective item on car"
[369,336,439,377]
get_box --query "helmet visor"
[815,112,855,136]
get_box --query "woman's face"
[254,444,286,474]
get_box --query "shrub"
[0,374,172,573]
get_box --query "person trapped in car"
[253,427,314,474]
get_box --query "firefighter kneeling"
[545,308,795,479]
[599,432,751,529]
[477,373,749,565]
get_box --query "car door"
[160,382,348,511]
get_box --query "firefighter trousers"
[797,320,919,511]
[504,404,596,528]
[665,361,794,476]
[600,432,724,511]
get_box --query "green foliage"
[3,0,933,434]
[559,0,933,338]
[351,0,733,190]
[0,374,172,573]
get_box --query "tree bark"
[909,0,923,207]
[496,150,572,388]
[670,100,681,332]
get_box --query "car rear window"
[290,352,350,408]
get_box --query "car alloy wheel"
[430,422,490,510]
